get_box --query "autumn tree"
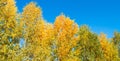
[0,0,17,44]
[22,2,54,60]
[22,2,42,60]
[0,0,119,61]
[99,33,119,61]
[22,2,42,43]
[53,14,79,61]
[32,20,54,61]
[0,0,23,60]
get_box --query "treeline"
[0,0,120,61]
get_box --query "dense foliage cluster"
[0,0,120,61]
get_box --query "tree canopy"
[0,0,120,61]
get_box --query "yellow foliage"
[54,14,79,60]
[0,0,120,61]
[22,2,42,26]
[99,33,119,61]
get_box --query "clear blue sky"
[16,0,120,38]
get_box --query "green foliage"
[113,32,120,57]
[76,25,103,61]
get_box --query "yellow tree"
[22,2,42,43]
[0,0,23,60]
[53,14,79,61]
[32,20,54,60]
[99,33,119,61]
[0,0,17,43]
[22,2,54,60]
[22,2,42,60]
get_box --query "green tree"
[112,31,120,58]
[77,25,103,61]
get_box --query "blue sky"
[16,0,120,38]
